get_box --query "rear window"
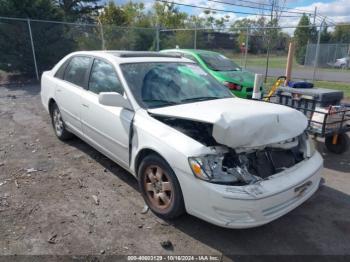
[199,53,241,71]
[54,59,70,79]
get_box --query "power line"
[160,23,330,32]
[207,0,314,16]
[231,0,272,8]
[156,0,303,18]
[275,0,287,23]
[207,0,273,12]
[227,0,316,14]
[157,0,338,27]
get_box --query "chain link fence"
[305,43,350,68]
[0,17,156,81]
[159,25,350,85]
[1,16,350,87]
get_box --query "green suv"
[161,49,260,99]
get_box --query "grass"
[237,55,295,69]
[212,49,350,98]
[314,80,350,98]
[240,55,350,74]
[218,50,299,69]
[214,49,350,73]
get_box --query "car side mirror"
[98,92,133,110]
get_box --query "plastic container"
[276,86,344,107]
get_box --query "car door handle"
[57,89,62,92]
[82,103,89,108]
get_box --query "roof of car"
[161,49,219,55]
[67,50,192,64]
[111,51,182,58]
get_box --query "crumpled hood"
[148,98,308,149]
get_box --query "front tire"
[325,133,349,154]
[138,154,185,219]
[50,103,73,141]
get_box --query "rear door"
[80,58,134,167]
[55,56,92,135]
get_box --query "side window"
[88,59,123,94]
[64,56,91,87]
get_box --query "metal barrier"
[0,16,349,85]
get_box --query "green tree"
[294,14,314,64]
[151,2,188,50]
[0,0,63,19]
[153,2,187,28]
[98,2,128,49]
[123,2,155,50]
[332,23,350,43]
[99,1,127,26]
[202,10,230,31]
[55,0,103,22]
[320,23,332,43]
[0,0,75,76]
[230,18,255,50]
[230,17,285,54]
[98,1,154,50]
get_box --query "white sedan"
[41,51,323,228]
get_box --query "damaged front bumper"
[177,151,323,229]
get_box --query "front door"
[80,58,134,167]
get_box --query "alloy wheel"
[53,108,64,137]
[143,165,173,210]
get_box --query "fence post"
[305,40,310,65]
[244,26,249,69]
[27,18,39,80]
[99,20,105,50]
[156,25,160,51]
[264,28,271,83]
[194,23,197,49]
[312,23,323,82]
[333,44,338,63]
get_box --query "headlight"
[188,154,257,184]
[299,133,316,158]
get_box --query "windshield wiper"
[143,99,179,106]
[181,96,220,103]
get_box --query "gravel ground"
[0,83,350,259]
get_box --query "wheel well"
[48,99,56,115]
[134,148,163,177]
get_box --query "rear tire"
[138,154,185,219]
[325,134,349,154]
[50,103,73,141]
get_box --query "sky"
[114,0,350,29]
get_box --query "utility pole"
[264,0,275,83]
[312,17,326,82]
[313,6,317,25]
